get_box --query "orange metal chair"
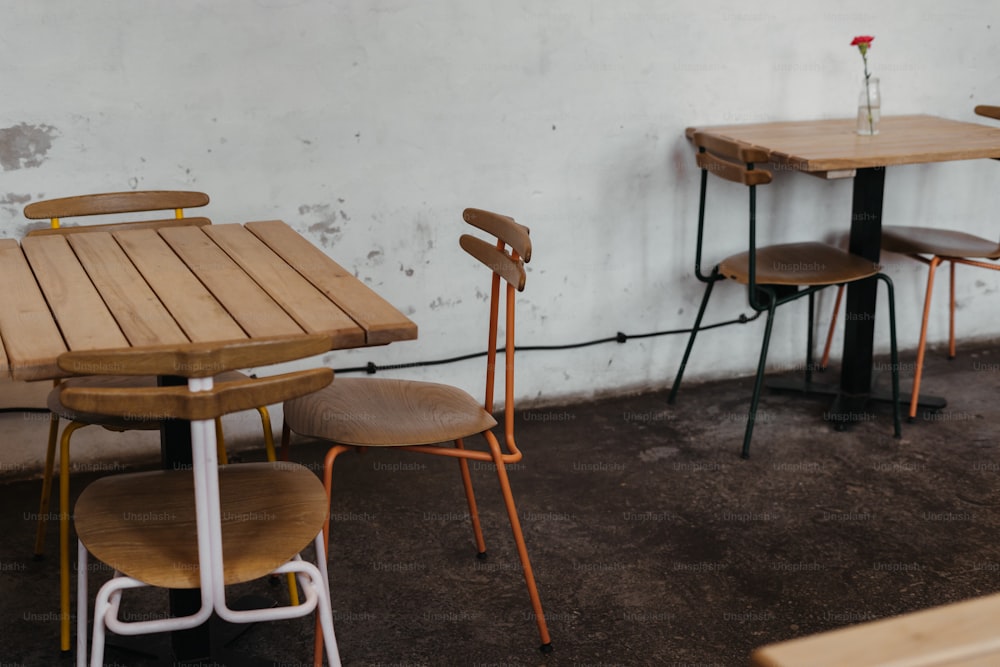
[23,191,282,652]
[819,104,1000,420]
[281,208,552,658]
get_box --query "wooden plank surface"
[0,239,68,380]
[0,221,417,381]
[752,591,1000,667]
[21,235,129,352]
[158,225,306,339]
[246,220,418,345]
[204,224,366,348]
[67,232,189,347]
[686,115,1000,172]
[113,228,247,343]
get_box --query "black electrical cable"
[333,310,763,375]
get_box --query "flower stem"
[862,53,873,134]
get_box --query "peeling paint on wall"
[0,192,33,219]
[0,123,58,170]
[299,202,345,247]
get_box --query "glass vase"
[856,77,881,136]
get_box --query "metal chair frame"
[669,145,901,457]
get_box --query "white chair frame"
[75,376,341,667]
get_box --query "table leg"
[837,167,885,417]
[160,375,213,662]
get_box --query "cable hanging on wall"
[333,310,763,375]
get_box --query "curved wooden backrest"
[60,368,333,421]
[24,190,210,234]
[57,334,333,378]
[24,190,209,221]
[459,234,527,291]
[692,131,772,186]
[463,208,531,262]
[975,105,1000,122]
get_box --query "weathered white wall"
[2,0,999,406]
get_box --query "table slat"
[204,224,365,348]
[0,239,67,380]
[752,591,1000,667]
[158,226,306,339]
[686,115,1000,172]
[113,229,247,343]
[21,235,129,351]
[67,233,189,347]
[246,220,418,345]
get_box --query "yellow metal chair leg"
[258,406,276,462]
[215,418,228,464]
[34,412,60,557]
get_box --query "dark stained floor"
[3,343,1000,666]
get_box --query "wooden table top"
[686,114,1000,177]
[752,589,1000,667]
[0,220,417,381]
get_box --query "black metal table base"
[765,374,947,429]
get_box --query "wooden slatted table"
[685,115,1000,422]
[0,219,417,662]
[0,219,417,381]
[752,590,1000,667]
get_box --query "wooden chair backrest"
[460,208,530,291]
[692,132,772,186]
[976,105,1000,123]
[457,208,531,431]
[24,190,210,234]
[57,334,334,421]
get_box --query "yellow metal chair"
[23,191,281,652]
[282,208,552,658]
[819,104,1000,421]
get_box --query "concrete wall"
[2,0,999,407]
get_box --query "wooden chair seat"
[283,377,498,447]
[719,242,880,286]
[882,225,1000,259]
[74,462,328,589]
[48,370,252,429]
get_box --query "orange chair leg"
[484,432,552,651]
[59,421,87,652]
[455,438,487,555]
[34,412,60,557]
[910,258,942,420]
[820,285,845,370]
[948,260,957,359]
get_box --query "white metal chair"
[62,335,341,667]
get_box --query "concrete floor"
[3,343,1000,666]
